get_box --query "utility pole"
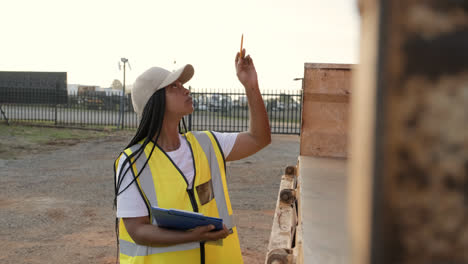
[119,58,129,129]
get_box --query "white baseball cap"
[132,64,194,118]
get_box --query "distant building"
[67,84,123,96]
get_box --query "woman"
[114,50,271,264]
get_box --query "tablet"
[151,207,223,231]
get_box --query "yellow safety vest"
[115,131,244,264]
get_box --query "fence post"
[55,82,58,125]
[299,82,304,135]
[188,114,192,131]
[0,105,9,125]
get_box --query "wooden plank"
[304,68,352,95]
[266,166,298,264]
[293,163,304,264]
[298,156,349,263]
[305,63,354,70]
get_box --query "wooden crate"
[300,63,353,158]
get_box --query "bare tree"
[111,79,123,90]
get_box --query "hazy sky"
[2,0,360,91]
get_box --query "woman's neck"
[154,116,182,152]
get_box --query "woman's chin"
[183,107,194,116]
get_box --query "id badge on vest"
[196,179,215,205]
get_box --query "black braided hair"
[112,88,165,263]
[114,89,190,200]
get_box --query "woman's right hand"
[235,49,258,89]
[191,224,230,242]
[123,217,230,246]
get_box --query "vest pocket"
[196,179,214,205]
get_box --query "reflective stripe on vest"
[119,239,199,257]
[127,144,157,209]
[191,131,235,230]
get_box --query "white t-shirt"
[116,131,238,218]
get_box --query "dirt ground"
[0,129,299,264]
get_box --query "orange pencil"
[240,34,243,58]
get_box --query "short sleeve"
[211,131,239,158]
[115,154,149,218]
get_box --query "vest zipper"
[188,188,204,264]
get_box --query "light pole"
[293,77,304,90]
[120,58,129,129]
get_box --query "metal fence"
[0,87,302,134]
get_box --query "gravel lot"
[0,128,299,264]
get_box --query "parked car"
[266,100,285,111]
[197,104,208,111]
[237,96,248,109]
[84,98,105,110]
[209,94,232,112]
[193,98,208,111]
[192,94,209,111]
[287,100,300,110]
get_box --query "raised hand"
[235,48,258,89]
